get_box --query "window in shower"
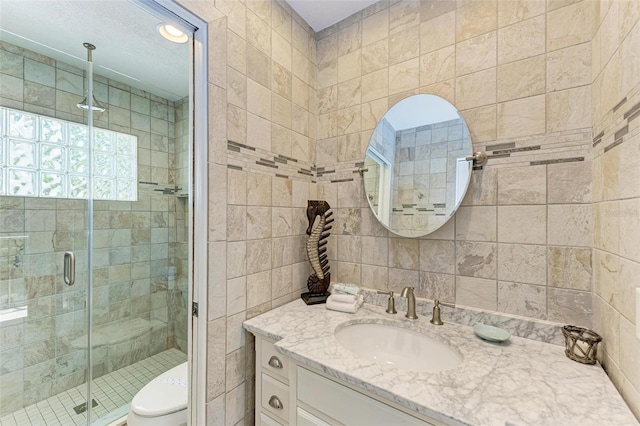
[0,107,137,200]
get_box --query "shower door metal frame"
[134,1,209,425]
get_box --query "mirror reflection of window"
[361,94,473,238]
[364,148,391,227]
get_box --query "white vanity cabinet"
[255,338,293,425]
[254,337,444,426]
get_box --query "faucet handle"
[377,291,397,314]
[430,299,455,325]
[435,299,455,308]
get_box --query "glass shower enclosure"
[0,1,192,424]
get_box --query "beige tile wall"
[315,0,595,327]
[591,0,640,419]
[174,0,317,424]
[173,0,640,423]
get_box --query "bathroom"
[1,0,640,424]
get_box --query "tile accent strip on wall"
[628,108,640,123]
[228,140,256,151]
[623,101,640,119]
[604,138,625,153]
[530,157,585,165]
[614,125,629,141]
[492,145,541,155]
[613,97,627,113]
[255,161,279,169]
[486,142,516,151]
[226,139,315,182]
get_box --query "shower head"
[77,42,107,113]
[77,95,106,112]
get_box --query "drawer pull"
[268,356,283,369]
[268,395,283,410]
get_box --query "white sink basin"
[334,322,462,373]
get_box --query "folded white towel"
[326,294,363,313]
[330,282,360,296]
[330,293,357,304]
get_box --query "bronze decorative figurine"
[301,200,333,304]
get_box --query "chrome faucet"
[400,287,417,319]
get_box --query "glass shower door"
[0,107,93,423]
[1,1,195,423]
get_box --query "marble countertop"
[244,299,638,426]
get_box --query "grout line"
[3,349,186,426]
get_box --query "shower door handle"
[64,251,75,286]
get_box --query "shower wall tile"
[388,267,418,294]
[455,241,497,279]
[455,275,497,311]
[496,55,545,103]
[497,243,547,286]
[546,1,594,52]
[547,161,592,204]
[548,246,592,291]
[546,85,591,132]
[455,68,496,110]
[455,0,496,42]
[547,204,592,247]
[497,281,546,319]
[548,287,592,328]
[206,317,226,401]
[56,69,84,95]
[498,205,546,244]
[497,165,546,205]
[497,15,545,64]
[417,271,455,302]
[454,206,497,242]
[455,31,496,76]
[497,94,546,139]
[419,45,454,89]
[0,48,24,77]
[497,0,545,28]
[547,42,591,92]
[1,74,24,102]
[24,59,55,88]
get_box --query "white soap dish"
[473,323,510,343]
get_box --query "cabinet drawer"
[297,367,428,425]
[261,373,289,423]
[261,340,289,383]
[259,411,284,426]
[296,407,332,426]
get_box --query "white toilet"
[127,361,188,426]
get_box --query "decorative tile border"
[226,140,315,182]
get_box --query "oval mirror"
[362,94,473,238]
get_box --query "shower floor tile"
[0,348,186,426]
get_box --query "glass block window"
[0,107,137,200]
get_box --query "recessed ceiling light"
[157,23,188,44]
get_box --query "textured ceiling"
[0,0,189,101]
[286,0,378,32]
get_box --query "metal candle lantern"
[561,325,602,364]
